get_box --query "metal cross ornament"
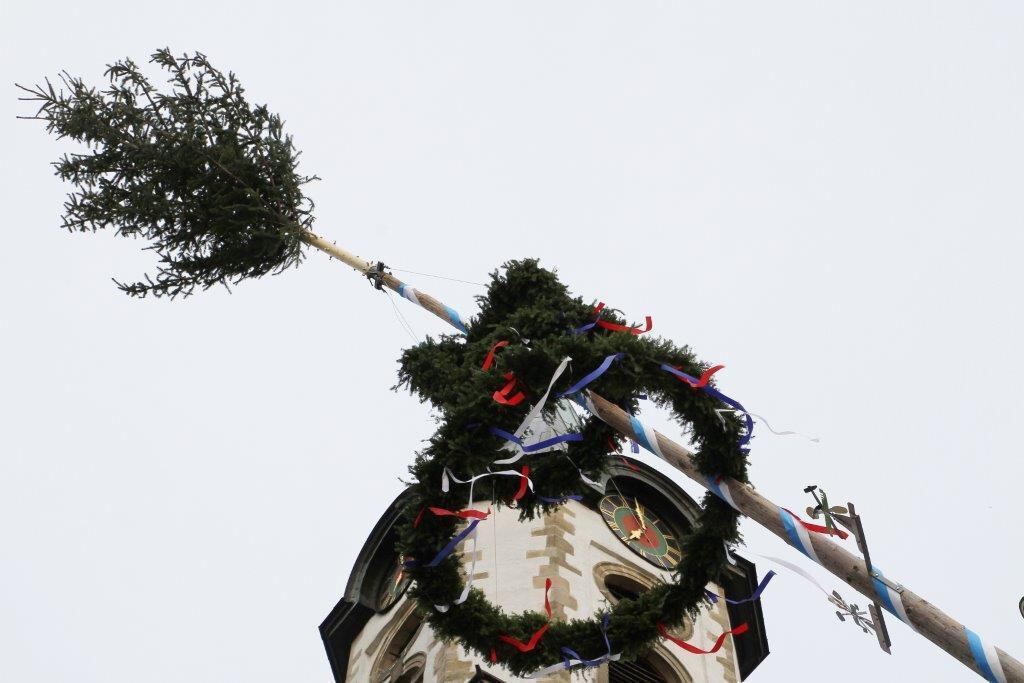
[805,486,893,654]
[804,485,849,537]
[829,590,877,635]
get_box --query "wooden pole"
[300,231,1023,683]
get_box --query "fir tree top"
[18,48,317,298]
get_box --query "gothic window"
[371,607,423,682]
[608,650,680,682]
[393,654,425,683]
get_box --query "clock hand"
[634,499,647,531]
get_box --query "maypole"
[303,229,1023,683]
[18,49,1022,682]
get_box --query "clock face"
[599,494,682,570]
[377,556,411,612]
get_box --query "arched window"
[609,649,682,682]
[393,654,425,683]
[371,605,423,682]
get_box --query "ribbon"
[499,579,552,652]
[668,363,725,389]
[872,565,914,630]
[482,340,510,371]
[493,372,526,406]
[511,357,571,439]
[658,622,749,655]
[413,506,426,528]
[396,283,469,334]
[705,475,741,512]
[429,506,491,521]
[537,493,583,505]
[597,316,653,335]
[782,507,849,540]
[573,302,652,335]
[435,473,494,612]
[661,363,754,448]
[490,427,583,456]
[528,614,621,677]
[556,353,625,397]
[628,414,667,460]
[717,409,820,443]
[442,467,533,496]
[705,570,776,605]
[513,466,531,501]
[608,437,640,472]
[966,627,1008,683]
[425,519,479,567]
[572,302,607,334]
[778,508,823,564]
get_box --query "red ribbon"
[596,316,653,335]
[482,340,510,371]
[782,508,850,539]
[493,372,526,406]
[428,506,491,521]
[498,578,552,653]
[587,302,654,335]
[489,647,497,663]
[670,364,725,388]
[658,622,749,654]
[413,506,426,528]
[513,465,531,501]
[607,436,640,472]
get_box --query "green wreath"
[396,260,750,676]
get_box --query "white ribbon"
[527,653,622,678]
[716,409,820,443]
[493,357,573,465]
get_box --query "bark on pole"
[302,232,1023,683]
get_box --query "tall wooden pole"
[300,230,1023,683]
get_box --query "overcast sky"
[3,2,1023,682]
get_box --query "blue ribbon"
[560,614,613,668]
[571,311,605,335]
[556,353,625,397]
[660,363,754,447]
[489,427,584,453]
[705,570,776,605]
[537,493,584,504]
[425,519,481,567]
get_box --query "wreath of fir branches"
[396,260,750,676]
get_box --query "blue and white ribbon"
[779,507,822,564]
[628,414,666,460]
[871,565,914,630]
[396,283,469,334]
[705,475,741,512]
[965,627,1008,683]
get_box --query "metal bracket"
[871,570,905,594]
[366,261,387,290]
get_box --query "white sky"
[3,2,1023,682]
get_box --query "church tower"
[319,456,769,682]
